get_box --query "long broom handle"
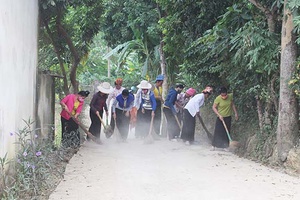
[96,112,106,126]
[174,115,182,129]
[148,115,154,135]
[197,115,213,140]
[221,120,233,141]
[65,110,97,141]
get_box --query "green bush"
[0,119,71,200]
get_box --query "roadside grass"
[0,104,79,200]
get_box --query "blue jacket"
[112,93,135,112]
[164,87,179,114]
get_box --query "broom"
[174,115,182,131]
[197,115,213,141]
[113,117,123,143]
[221,120,239,149]
[96,113,113,138]
[67,113,101,144]
[144,115,154,144]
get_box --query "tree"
[276,0,299,162]
[101,0,165,84]
[157,0,233,85]
[39,0,104,94]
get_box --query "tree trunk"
[277,1,299,162]
[159,39,167,98]
[43,20,69,95]
[248,0,278,33]
[56,7,80,93]
[256,97,263,132]
[249,0,279,134]
[107,46,111,78]
[57,23,80,93]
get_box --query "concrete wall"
[36,72,55,141]
[0,0,39,159]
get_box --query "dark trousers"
[115,109,130,140]
[212,116,231,148]
[135,109,152,138]
[61,117,80,148]
[163,107,180,139]
[153,101,162,135]
[88,109,103,138]
[180,109,196,142]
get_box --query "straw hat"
[97,82,114,94]
[137,80,152,89]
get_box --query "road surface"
[49,132,300,200]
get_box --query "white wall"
[0,0,38,159]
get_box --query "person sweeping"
[112,89,134,142]
[211,86,238,151]
[107,78,125,135]
[153,74,164,135]
[134,80,157,139]
[163,84,184,141]
[60,90,90,148]
[88,82,113,143]
[180,86,213,145]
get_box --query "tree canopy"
[38,0,300,163]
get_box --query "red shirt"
[90,92,108,114]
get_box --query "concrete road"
[49,133,300,200]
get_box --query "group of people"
[59,75,238,151]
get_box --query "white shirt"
[184,93,205,117]
[107,86,125,106]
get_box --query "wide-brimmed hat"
[97,82,114,94]
[137,80,152,89]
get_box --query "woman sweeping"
[134,80,157,139]
[112,89,135,142]
[60,90,90,148]
[211,86,238,151]
[180,86,213,145]
[88,82,113,142]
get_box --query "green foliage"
[184,3,280,101]
[294,15,300,44]
[0,119,66,199]
[104,39,160,78]
[77,33,110,85]
[39,0,105,93]
[102,0,160,48]
[0,153,9,196]
[288,0,300,10]
[101,0,162,82]
[289,61,300,97]
[157,0,233,84]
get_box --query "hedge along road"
[49,133,300,200]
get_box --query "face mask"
[78,97,85,102]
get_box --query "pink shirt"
[60,94,84,120]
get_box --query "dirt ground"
[48,129,300,200]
